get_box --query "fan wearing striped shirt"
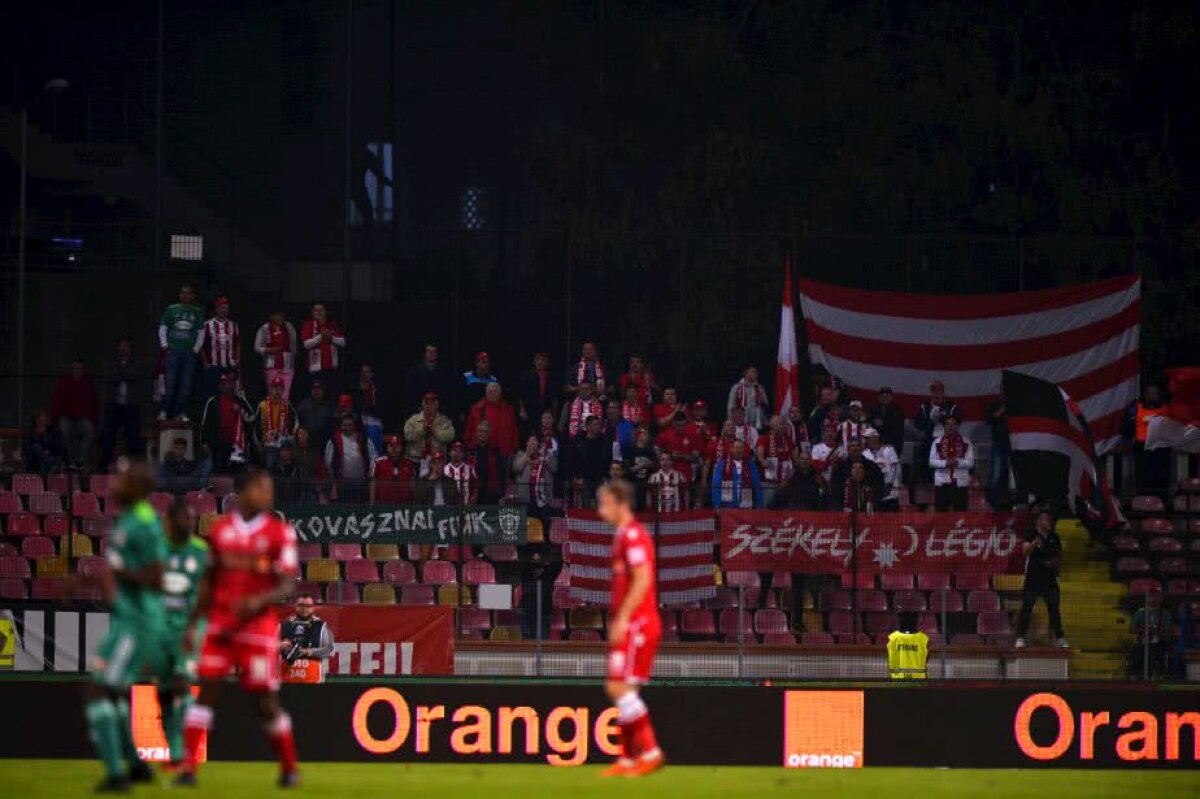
[648,451,688,512]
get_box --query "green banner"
[281,504,528,545]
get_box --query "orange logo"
[131,684,207,763]
[783,691,864,768]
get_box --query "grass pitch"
[0,760,1196,798]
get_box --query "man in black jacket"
[829,438,885,506]
[1014,510,1070,649]
[99,338,146,468]
[279,593,335,667]
[516,351,556,435]
[404,344,459,420]
[868,386,906,456]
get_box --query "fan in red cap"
[200,295,240,400]
[254,374,298,470]
[371,432,416,505]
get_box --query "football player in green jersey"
[157,498,209,770]
[84,461,167,792]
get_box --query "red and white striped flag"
[775,255,801,417]
[798,276,1140,454]
[565,510,716,606]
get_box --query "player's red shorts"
[198,613,281,692]
[606,616,661,685]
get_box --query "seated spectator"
[404,344,459,420]
[727,366,769,430]
[158,437,212,495]
[711,439,762,509]
[914,380,959,487]
[444,441,478,505]
[50,358,100,471]
[563,340,607,399]
[404,392,456,464]
[930,413,973,511]
[516,351,556,433]
[371,434,417,505]
[863,428,901,511]
[618,354,658,410]
[563,415,609,507]
[842,461,875,513]
[868,386,905,456]
[728,405,759,450]
[99,338,146,468]
[511,434,556,514]
[348,363,384,455]
[786,452,825,510]
[199,374,254,473]
[296,379,336,453]
[272,441,318,504]
[756,415,795,509]
[23,409,64,475]
[651,386,683,432]
[648,452,688,512]
[466,382,519,456]
[830,437,885,504]
[325,413,376,502]
[254,377,298,472]
[839,400,872,449]
[622,426,657,511]
[560,380,603,439]
[810,425,844,486]
[461,351,499,411]
[685,399,717,443]
[466,421,508,504]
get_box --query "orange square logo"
[783,690,864,768]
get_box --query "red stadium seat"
[422,560,457,585]
[81,517,112,538]
[77,556,107,578]
[549,609,568,636]
[826,610,858,636]
[658,608,678,633]
[917,572,952,591]
[1111,535,1140,553]
[0,491,22,515]
[769,572,792,588]
[818,589,852,611]
[71,492,102,518]
[1165,579,1191,599]
[0,543,17,557]
[1173,495,1200,513]
[704,587,740,610]
[1129,495,1165,515]
[1140,517,1174,535]
[680,609,717,637]
[21,537,55,558]
[296,542,323,561]
[458,608,492,635]
[975,611,1012,637]
[754,608,789,634]
[0,577,28,599]
[27,492,63,515]
[966,590,1002,613]
[0,556,32,579]
[723,570,759,588]
[208,476,235,497]
[43,514,72,537]
[954,572,990,591]
[800,632,834,645]
[1149,536,1183,553]
[325,582,360,604]
[1127,578,1162,598]
[344,560,381,584]
[148,492,174,516]
[760,631,796,645]
[835,633,872,645]
[185,491,218,517]
[492,609,521,628]
[718,608,754,639]
[916,612,940,634]
[1157,557,1188,576]
[1115,557,1152,575]
[482,544,518,562]
[462,559,496,586]
[865,611,898,635]
[879,573,914,591]
[855,589,888,612]
[928,589,964,613]
[46,474,72,496]
[13,474,44,495]
[328,543,363,561]
[292,580,322,598]
[30,577,66,600]
[89,474,111,496]
[892,590,928,612]
[383,560,417,585]
[5,512,40,536]
[552,585,584,610]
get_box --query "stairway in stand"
[1054,519,1132,679]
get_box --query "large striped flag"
[1003,369,1123,526]
[775,255,801,416]
[797,276,1140,453]
[564,510,716,606]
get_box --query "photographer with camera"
[279,593,334,668]
[1014,509,1070,650]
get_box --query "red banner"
[719,510,1027,575]
[278,606,453,676]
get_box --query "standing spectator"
[371,435,416,505]
[863,428,901,511]
[511,434,556,514]
[729,406,759,450]
[602,400,628,460]
[466,421,507,504]
[254,377,298,471]
[756,415,795,508]
[842,461,874,513]
[465,382,519,456]
[810,425,844,486]
[23,409,64,475]
[564,415,609,507]
[618,354,658,409]
[404,344,458,419]
[537,410,560,465]
[198,374,254,473]
[158,437,212,495]
[560,380,603,439]
[443,441,478,505]
[403,393,456,464]
[702,419,739,497]
[272,442,317,504]
[786,452,825,510]
[930,413,973,511]
[348,363,383,455]
[655,412,701,486]
[622,426,657,511]
[783,404,811,455]
[985,396,1013,509]
[838,400,872,449]
[254,310,297,400]
[914,380,959,486]
[807,385,837,442]
[99,338,145,468]
[868,386,906,456]
[685,400,717,441]
[296,380,336,452]
[727,366,769,430]
[157,284,205,422]
[651,386,683,432]
[1014,510,1069,649]
[830,438,885,505]
[1127,384,1169,495]
[291,427,326,488]
[563,341,606,399]
[1129,592,1167,678]
[300,303,346,395]
[50,358,100,471]
[461,351,498,411]
[198,296,240,399]
[325,413,375,502]
[648,452,688,512]
[711,439,762,509]
[416,451,452,512]
[516,351,556,433]
[620,383,648,429]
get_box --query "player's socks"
[627,714,660,760]
[85,698,126,779]
[181,703,213,773]
[160,690,189,765]
[266,711,298,775]
[113,697,144,770]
